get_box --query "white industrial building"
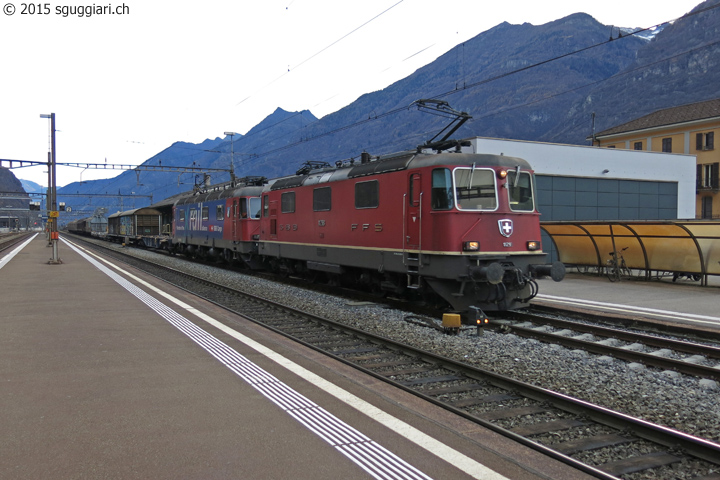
[466,137,696,220]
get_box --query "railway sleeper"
[598,451,683,476]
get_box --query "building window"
[702,197,713,219]
[634,142,642,150]
[281,192,295,213]
[699,163,720,190]
[662,138,672,153]
[313,187,331,212]
[696,132,715,151]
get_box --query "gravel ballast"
[110,244,720,450]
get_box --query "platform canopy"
[540,221,720,285]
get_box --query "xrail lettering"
[189,209,199,231]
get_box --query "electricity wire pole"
[224,131,238,184]
[41,112,61,264]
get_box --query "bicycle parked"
[606,246,631,282]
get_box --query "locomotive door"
[405,173,422,249]
[231,199,240,241]
[269,199,278,240]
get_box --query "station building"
[467,136,696,221]
[590,98,720,219]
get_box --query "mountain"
[20,179,44,194]
[1,167,30,209]
[548,0,720,142]
[42,0,720,215]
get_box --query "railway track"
[69,236,720,480]
[497,311,720,382]
[0,232,34,255]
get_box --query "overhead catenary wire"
[236,0,404,107]
[231,2,720,170]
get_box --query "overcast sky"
[0,0,703,187]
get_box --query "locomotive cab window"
[240,198,248,218]
[507,170,535,212]
[248,197,261,218]
[355,181,379,209]
[313,187,331,212]
[453,167,497,211]
[281,192,295,213]
[431,168,453,210]
[263,195,269,217]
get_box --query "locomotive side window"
[216,205,224,220]
[202,206,209,220]
[240,198,248,218]
[453,168,497,210]
[431,169,453,210]
[281,192,295,213]
[313,187,331,212]
[355,181,379,209]
[249,198,261,218]
[507,170,535,212]
[179,209,185,221]
[263,195,269,217]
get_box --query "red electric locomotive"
[257,147,564,317]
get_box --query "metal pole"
[224,131,237,184]
[41,112,61,264]
[46,151,52,245]
[50,112,60,263]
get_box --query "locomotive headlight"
[497,169,508,179]
[527,241,540,251]
[463,241,480,252]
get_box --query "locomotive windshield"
[507,170,535,212]
[453,167,497,211]
[241,197,262,219]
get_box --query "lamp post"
[40,113,61,264]
[224,131,238,184]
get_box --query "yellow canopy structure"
[540,221,720,285]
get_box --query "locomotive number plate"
[503,242,512,247]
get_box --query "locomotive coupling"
[469,262,505,284]
[531,261,566,282]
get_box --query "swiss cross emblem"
[498,219,513,237]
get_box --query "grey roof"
[594,98,720,138]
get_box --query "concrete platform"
[0,234,593,480]
[534,271,720,334]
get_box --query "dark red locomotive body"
[257,149,564,315]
